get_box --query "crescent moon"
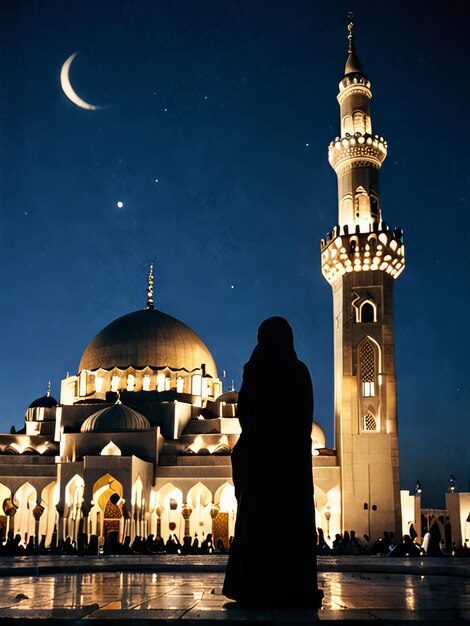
[60,52,104,111]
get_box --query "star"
[117,201,124,208]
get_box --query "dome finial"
[47,381,51,397]
[343,12,364,76]
[347,12,355,53]
[146,263,154,310]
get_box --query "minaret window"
[142,374,151,391]
[342,114,354,135]
[359,301,376,323]
[353,111,366,134]
[363,410,377,431]
[360,340,376,397]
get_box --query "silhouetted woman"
[223,316,323,608]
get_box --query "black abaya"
[223,317,323,608]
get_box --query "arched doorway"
[90,474,123,542]
[213,483,237,550]
[103,493,123,539]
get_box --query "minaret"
[321,16,405,540]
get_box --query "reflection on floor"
[0,570,469,621]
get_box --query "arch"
[155,483,183,540]
[363,409,377,432]
[214,482,236,512]
[0,483,12,539]
[213,482,237,550]
[39,481,57,547]
[132,476,144,509]
[101,441,121,456]
[64,475,85,542]
[89,474,124,540]
[353,111,367,134]
[358,336,381,399]
[358,300,377,323]
[342,114,353,135]
[13,482,37,540]
[187,482,213,540]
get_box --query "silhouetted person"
[182,536,192,555]
[316,528,331,555]
[122,536,132,554]
[388,534,421,557]
[216,538,226,554]
[338,530,350,554]
[85,534,99,555]
[332,533,342,554]
[25,536,35,555]
[190,535,200,554]
[154,535,165,553]
[223,317,323,608]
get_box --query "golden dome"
[78,308,217,377]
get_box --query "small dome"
[217,390,238,404]
[81,402,151,433]
[311,422,326,450]
[78,308,217,377]
[28,394,59,409]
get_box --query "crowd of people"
[0,526,468,558]
[316,527,469,558]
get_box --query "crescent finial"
[146,263,155,310]
[347,12,355,53]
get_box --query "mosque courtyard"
[0,555,468,624]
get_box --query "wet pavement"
[0,556,468,623]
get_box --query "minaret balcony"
[320,225,405,284]
[328,134,387,174]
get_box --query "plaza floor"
[0,556,468,624]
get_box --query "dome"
[28,394,59,409]
[78,308,217,377]
[311,422,326,450]
[81,402,151,433]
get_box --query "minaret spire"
[347,12,355,53]
[146,263,155,310]
[344,12,364,76]
[47,381,51,397]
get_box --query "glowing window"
[101,441,121,456]
[157,373,165,392]
[127,374,135,391]
[79,371,87,397]
[176,377,184,393]
[95,376,104,392]
[165,376,171,391]
[111,376,120,392]
[360,340,375,397]
[142,374,151,391]
[364,411,377,431]
[192,374,202,396]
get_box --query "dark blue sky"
[0,0,468,507]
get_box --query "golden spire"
[347,12,355,53]
[146,263,155,310]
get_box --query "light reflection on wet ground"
[0,570,468,621]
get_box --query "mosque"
[1,21,468,552]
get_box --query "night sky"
[0,0,468,507]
